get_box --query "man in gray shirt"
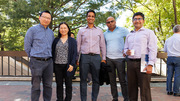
[24,10,54,101]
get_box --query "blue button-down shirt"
[104,27,129,59]
[24,24,54,58]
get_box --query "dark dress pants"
[54,64,72,101]
[30,57,53,101]
[127,59,152,101]
[107,57,128,101]
[80,54,101,101]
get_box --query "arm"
[147,31,157,66]
[76,30,82,65]
[24,28,33,57]
[124,35,130,56]
[99,30,106,62]
[68,38,77,72]
[164,40,167,53]
[71,39,77,66]
[144,31,157,74]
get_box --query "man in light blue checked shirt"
[24,10,54,101]
[104,17,129,101]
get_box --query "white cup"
[130,50,135,56]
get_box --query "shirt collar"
[39,23,49,29]
[107,26,118,32]
[131,27,145,33]
[174,33,180,35]
[85,25,97,29]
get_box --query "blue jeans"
[167,56,180,93]
[79,54,101,101]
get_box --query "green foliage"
[1,0,179,51]
[0,0,117,51]
[115,0,180,49]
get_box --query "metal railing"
[0,51,31,77]
[0,51,167,77]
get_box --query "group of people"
[24,9,180,101]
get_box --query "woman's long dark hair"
[58,22,71,38]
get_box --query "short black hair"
[132,12,145,20]
[58,22,71,38]
[39,10,51,17]
[86,9,96,17]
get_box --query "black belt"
[87,53,97,56]
[32,57,51,61]
[129,58,141,62]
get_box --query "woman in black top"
[52,22,77,101]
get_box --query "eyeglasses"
[133,18,143,21]
[87,15,95,18]
[41,16,51,20]
[106,20,115,24]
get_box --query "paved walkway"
[0,81,179,101]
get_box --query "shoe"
[72,76,76,79]
[167,92,173,95]
[87,81,92,86]
[174,93,180,96]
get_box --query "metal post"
[28,57,29,76]
[21,57,23,76]
[1,56,3,75]
[15,57,16,76]
[8,56,10,75]
[160,58,162,76]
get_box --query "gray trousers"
[107,58,128,101]
[30,57,53,101]
[80,54,101,101]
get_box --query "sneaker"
[167,92,173,95]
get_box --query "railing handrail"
[0,51,28,57]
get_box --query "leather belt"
[32,57,51,61]
[88,53,97,56]
[129,58,141,62]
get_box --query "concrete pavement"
[0,81,179,101]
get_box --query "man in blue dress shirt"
[164,25,180,96]
[24,10,54,101]
[104,17,129,101]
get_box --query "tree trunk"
[0,34,4,51]
[173,0,177,24]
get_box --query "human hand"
[143,65,152,74]
[126,49,131,56]
[67,65,73,72]
[76,61,79,66]
[101,60,106,64]
[123,53,126,57]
